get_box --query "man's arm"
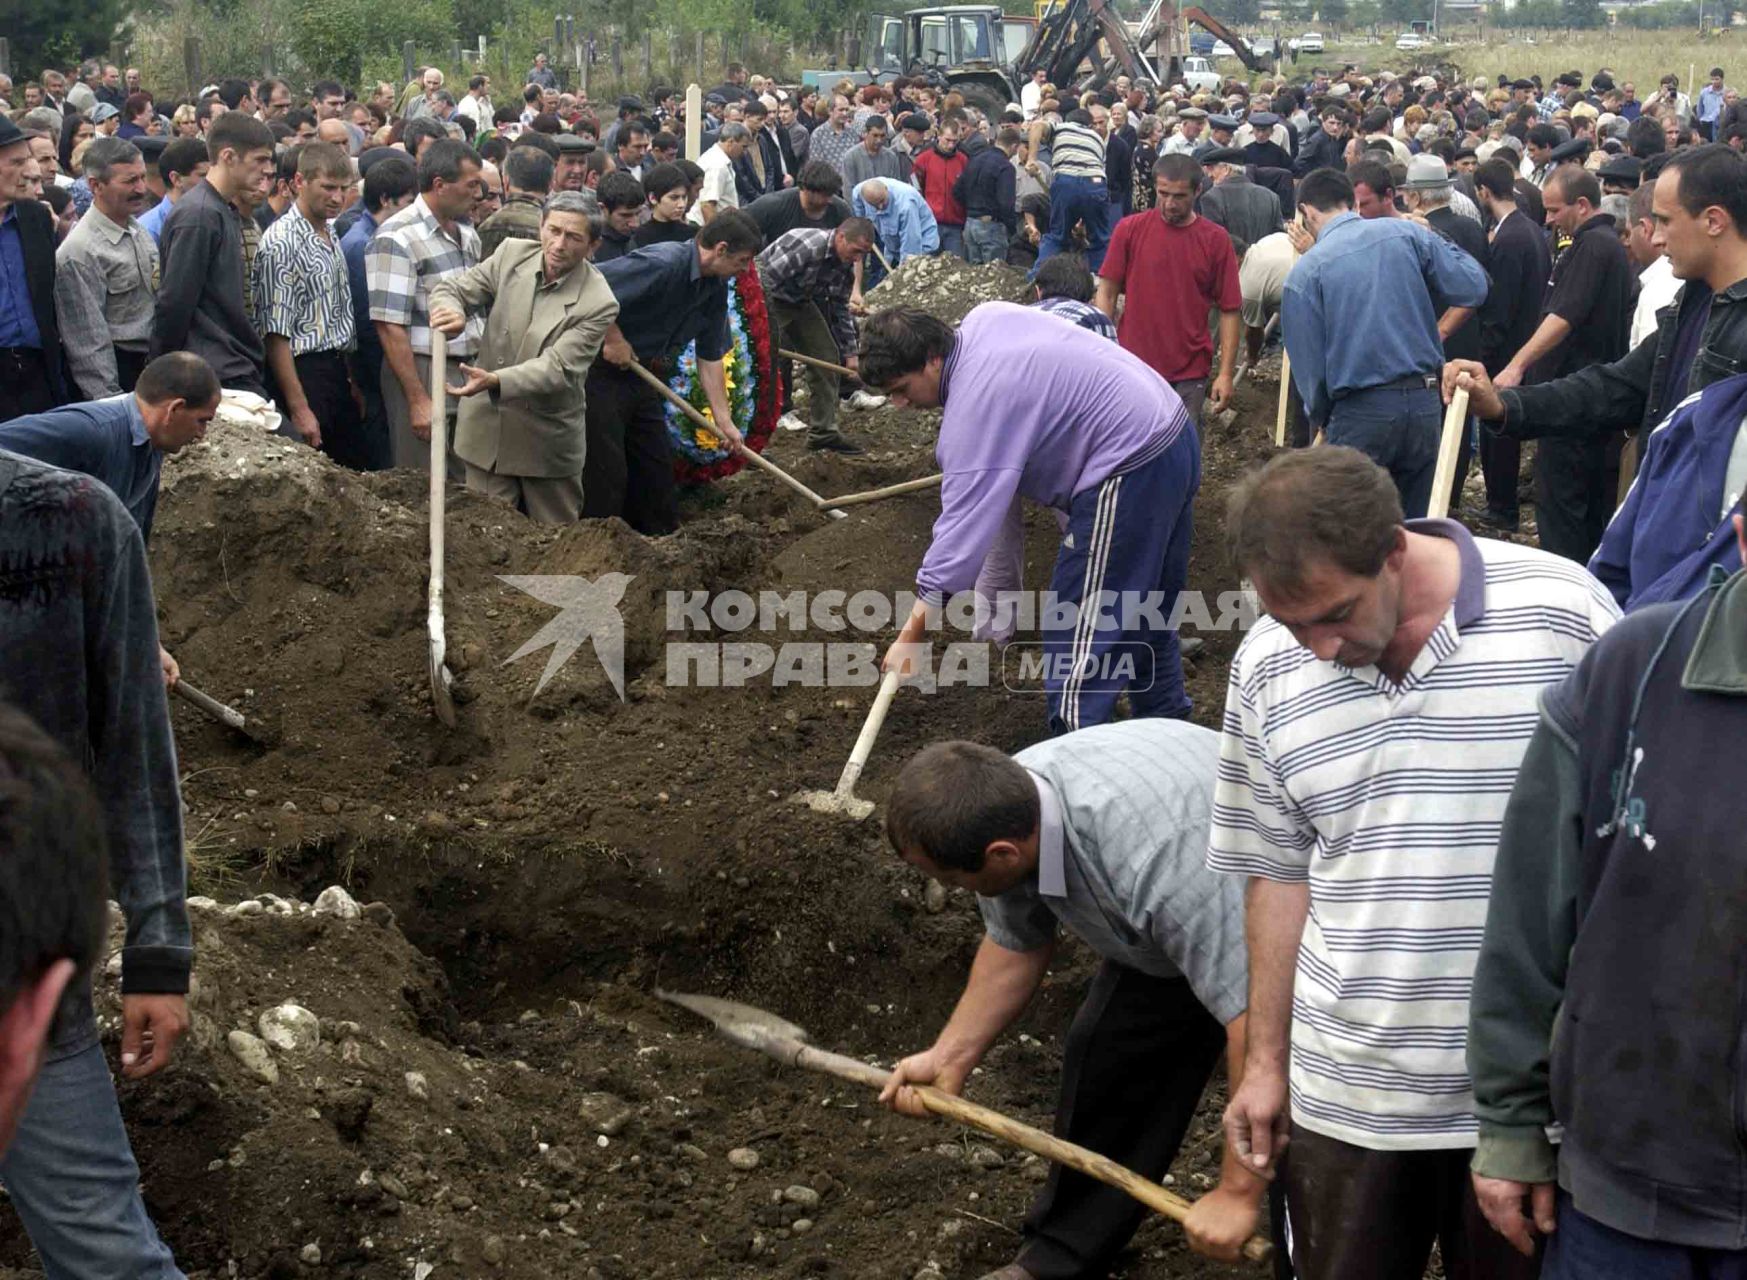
[149,213,217,359]
[54,252,121,399]
[1184,1013,1270,1262]
[264,336,321,447]
[1497,313,1572,388]
[1209,308,1242,412]
[494,287,620,401]
[1444,329,1657,439]
[1281,279,1331,425]
[1438,306,1475,342]
[375,322,431,440]
[879,935,1055,1118]
[1223,877,1309,1178]
[89,499,191,1078]
[1469,704,1585,1257]
[1093,275,1120,320]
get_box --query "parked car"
[1395,31,1423,49]
[1181,55,1221,93]
[1298,30,1325,53]
[1250,36,1278,58]
[1211,40,1235,58]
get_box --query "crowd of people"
[4,42,1747,1280]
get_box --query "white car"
[1395,31,1423,50]
[1211,40,1235,58]
[1298,31,1325,53]
[1181,55,1221,93]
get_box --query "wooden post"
[402,41,416,86]
[1274,353,1292,448]
[739,30,750,65]
[580,47,590,98]
[262,42,274,77]
[642,32,653,84]
[722,31,733,71]
[695,31,705,83]
[670,33,681,82]
[184,36,203,98]
[685,84,703,159]
[612,33,623,79]
[451,42,462,73]
[0,39,10,80]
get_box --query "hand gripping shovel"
[794,667,902,821]
[427,330,457,727]
[657,989,1272,1265]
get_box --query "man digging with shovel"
[878,719,1271,1277]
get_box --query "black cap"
[134,134,169,161]
[0,116,24,151]
[1199,146,1247,164]
[1549,136,1591,164]
[899,113,931,132]
[1511,78,1536,91]
[1453,145,1478,161]
[1598,154,1641,184]
[618,95,643,113]
[556,133,594,152]
[358,145,400,174]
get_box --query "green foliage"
[1225,0,1265,22]
[1349,0,1382,27]
[8,0,129,76]
[1615,0,1700,25]
[282,0,452,85]
[1320,0,1351,25]
[1379,0,1434,24]
[1561,0,1605,28]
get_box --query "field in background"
[1307,29,1740,93]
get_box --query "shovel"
[794,667,902,821]
[427,330,457,727]
[657,988,1272,1265]
[171,679,274,746]
[1426,384,1471,521]
[620,357,848,520]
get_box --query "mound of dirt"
[866,255,1032,325]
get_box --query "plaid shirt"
[366,196,482,358]
[254,204,355,356]
[1029,296,1117,342]
[756,228,857,358]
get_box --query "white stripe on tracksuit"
[1060,472,1123,731]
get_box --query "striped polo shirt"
[1049,122,1107,180]
[1206,521,1619,1150]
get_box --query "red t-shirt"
[911,146,969,227]
[1098,212,1241,382]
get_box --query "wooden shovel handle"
[172,679,247,731]
[1426,386,1470,521]
[793,1044,1272,1264]
[779,347,856,379]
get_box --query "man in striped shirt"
[1029,110,1111,273]
[1208,447,1618,1280]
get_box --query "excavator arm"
[1016,0,1160,90]
[1180,6,1270,73]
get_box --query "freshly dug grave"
[0,278,1284,1280]
[865,255,1033,324]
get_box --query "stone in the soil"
[258,1003,321,1053]
[727,1147,760,1171]
[226,1029,279,1083]
[404,1070,430,1101]
[481,1234,506,1265]
[313,885,361,919]
[299,1242,322,1265]
[792,1218,814,1234]
[968,1145,1005,1170]
[577,1091,633,1136]
[923,880,947,914]
[782,1184,820,1210]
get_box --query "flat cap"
[1199,145,1246,164]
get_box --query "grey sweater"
[149,178,265,389]
[0,448,190,1057]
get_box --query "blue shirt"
[138,196,174,244]
[0,204,43,350]
[596,240,731,365]
[1699,83,1727,123]
[340,208,380,363]
[1281,211,1488,426]
[850,180,940,262]
[0,394,163,540]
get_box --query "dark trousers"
[1480,422,1522,521]
[767,296,840,442]
[1283,1126,1543,1280]
[288,350,370,471]
[1016,963,1228,1279]
[1536,435,1613,565]
[1326,385,1442,518]
[0,347,57,416]
[348,350,393,471]
[582,362,678,536]
[1545,1191,1747,1279]
[115,346,147,394]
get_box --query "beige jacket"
[429,240,619,478]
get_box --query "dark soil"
[0,297,1292,1280]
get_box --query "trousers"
[1282,1126,1542,1280]
[1044,431,1200,733]
[1016,964,1228,1278]
[581,362,678,535]
[0,1039,185,1279]
[1544,1192,1747,1279]
[1037,175,1114,274]
[1326,384,1442,518]
[381,353,462,481]
[767,296,840,442]
[463,462,584,523]
[964,217,1009,265]
[1536,434,1615,564]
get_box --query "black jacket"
[148,179,265,390]
[1499,273,1747,441]
[1295,127,1346,176]
[1424,205,1489,363]
[954,145,1017,233]
[11,198,67,404]
[1481,208,1551,375]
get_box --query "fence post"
[612,33,623,79]
[581,42,591,98]
[695,31,705,83]
[739,30,750,66]
[0,39,10,81]
[686,83,702,159]
[184,36,203,97]
[262,42,274,77]
[402,41,416,85]
[642,32,653,85]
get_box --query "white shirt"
[688,144,740,225]
[1021,80,1045,118]
[1630,254,1682,350]
[455,93,492,128]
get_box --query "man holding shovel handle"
[877,721,1271,1277]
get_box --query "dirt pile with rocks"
[866,255,1032,325]
[0,269,1282,1280]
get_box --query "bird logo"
[498,573,634,700]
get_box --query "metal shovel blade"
[793,787,875,821]
[655,989,813,1055]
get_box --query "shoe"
[848,389,888,410]
[1474,506,1521,532]
[778,412,809,432]
[807,434,866,455]
[976,1266,1038,1280]
[1179,636,1205,659]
